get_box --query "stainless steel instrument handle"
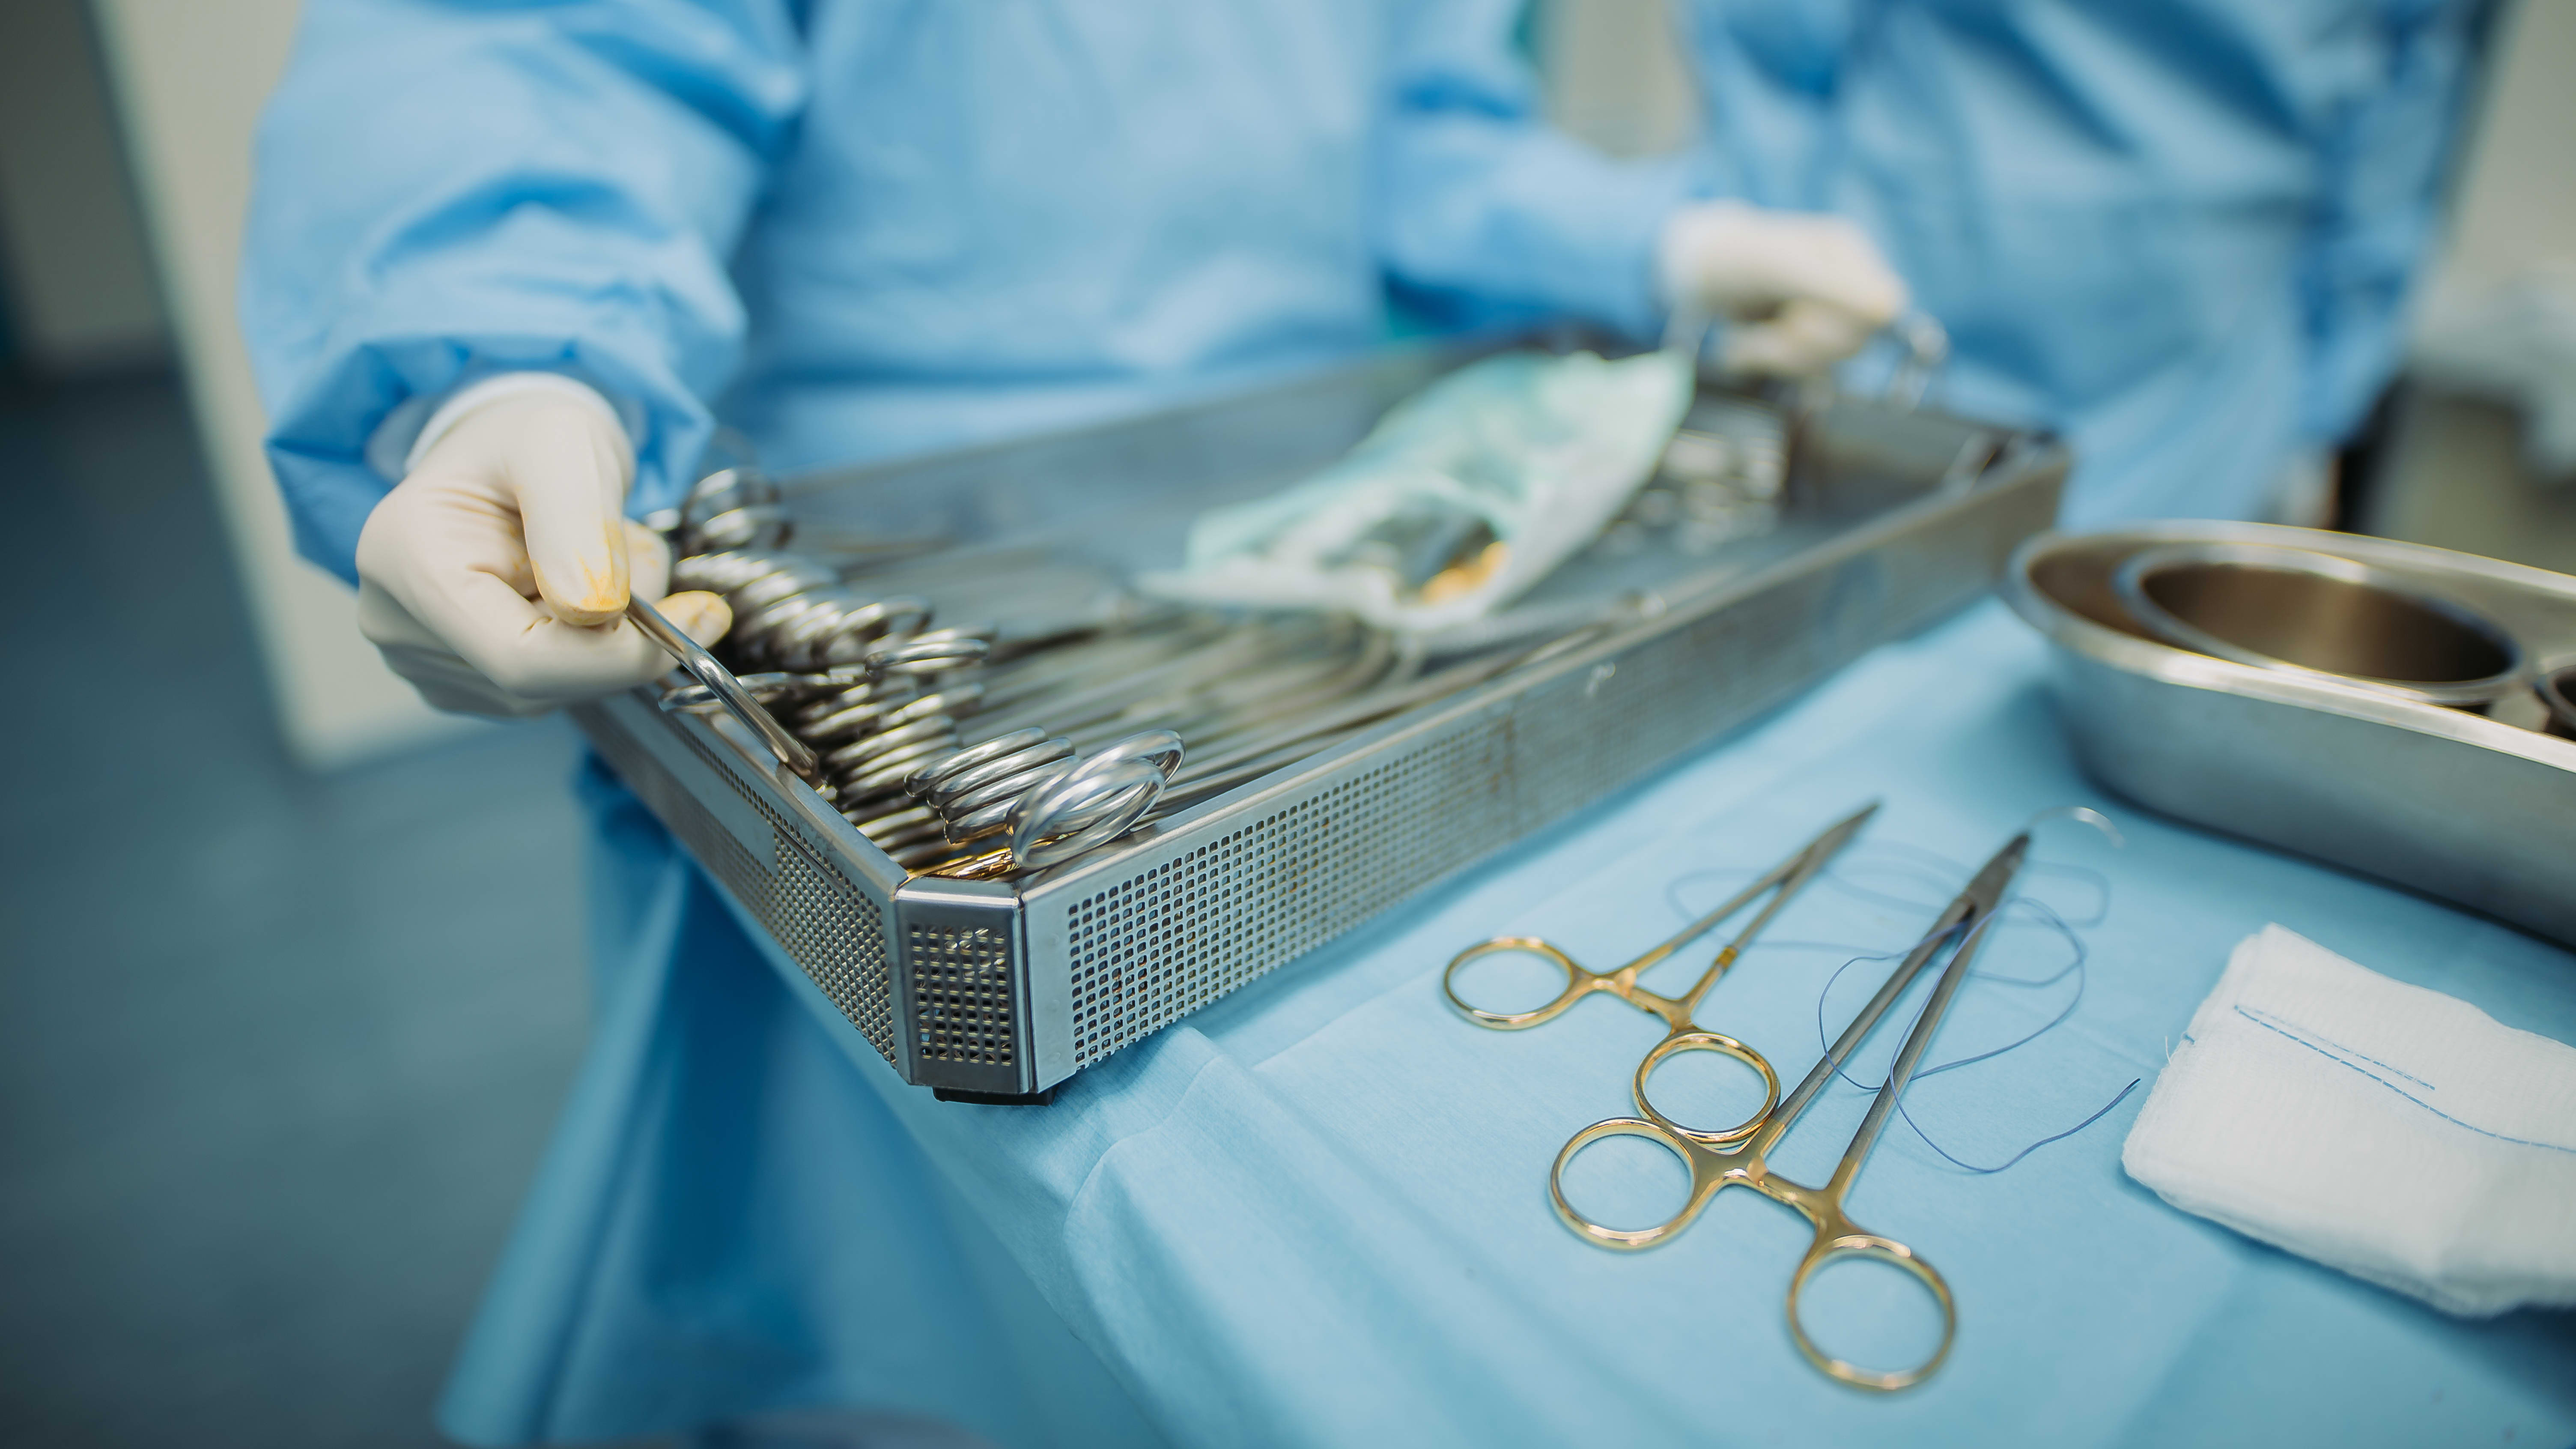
[1884,311,1949,410]
[628,596,826,785]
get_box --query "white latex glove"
[354,388,731,717]
[1657,200,1909,376]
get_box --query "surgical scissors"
[1442,804,1876,1146]
[1549,825,2030,1391]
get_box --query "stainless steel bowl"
[2006,522,2576,947]
[2112,541,2524,708]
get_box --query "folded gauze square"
[2123,924,2576,1315]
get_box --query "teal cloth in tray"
[445,601,2576,1447]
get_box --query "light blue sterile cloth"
[450,601,2576,1446]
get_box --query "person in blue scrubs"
[1669,0,2494,526]
[246,1,2494,1440]
[239,3,1913,1443]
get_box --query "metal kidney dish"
[2006,521,2576,947]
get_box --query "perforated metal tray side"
[575,692,910,1071]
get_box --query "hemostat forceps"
[1442,803,1877,1146]
[1550,824,2032,1392]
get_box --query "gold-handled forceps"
[1442,803,1878,1147]
[1550,826,2031,1392]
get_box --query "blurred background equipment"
[2349,0,2576,571]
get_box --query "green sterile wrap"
[1140,349,1694,631]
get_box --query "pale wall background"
[0,0,166,374]
[2,0,463,768]
[0,0,2569,768]
[89,0,468,766]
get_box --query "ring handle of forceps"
[1548,1115,1728,1252]
[1441,936,1605,1031]
[1782,1214,1954,1392]
[1549,1120,1957,1391]
[1633,1031,1779,1148]
[1444,940,1781,1145]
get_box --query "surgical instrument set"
[645,505,1472,875]
[574,339,2066,1099]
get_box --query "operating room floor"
[0,370,639,1446]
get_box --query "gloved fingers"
[361,547,726,713]
[623,520,734,646]
[1719,299,1880,376]
[650,590,733,648]
[357,579,553,717]
[492,403,636,627]
[452,583,730,708]
[399,654,557,718]
[351,388,737,715]
[1662,201,1910,335]
[443,574,674,706]
[627,520,673,604]
[1734,221,1908,331]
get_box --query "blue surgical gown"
[1674,0,2490,524]
[243,0,1694,585]
[240,2,1694,1443]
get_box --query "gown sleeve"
[239,0,806,582]
[1374,0,1706,342]
[2295,0,2494,447]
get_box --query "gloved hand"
[1657,200,1909,376]
[354,386,731,717]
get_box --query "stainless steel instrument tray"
[2006,522,2576,947]
[575,344,2067,1099]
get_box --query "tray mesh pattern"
[909,923,1016,1067]
[1053,560,1881,1071]
[1062,719,1507,1067]
[586,710,897,1064]
[1509,575,1824,829]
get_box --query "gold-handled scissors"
[1442,803,1878,1147]
[1550,827,2030,1391]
